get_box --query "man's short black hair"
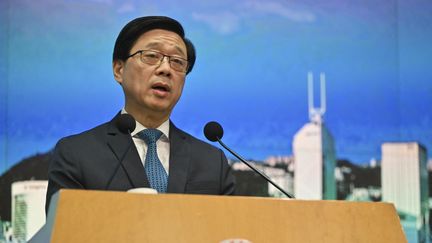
[113,16,196,74]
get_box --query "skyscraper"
[293,72,336,200]
[11,180,48,242]
[381,142,429,243]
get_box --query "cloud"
[243,1,316,22]
[191,1,315,35]
[117,2,135,14]
[88,0,113,4]
[192,12,241,35]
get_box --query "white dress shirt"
[121,109,170,174]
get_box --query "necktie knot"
[138,129,162,145]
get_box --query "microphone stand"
[216,137,295,199]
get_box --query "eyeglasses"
[128,50,189,73]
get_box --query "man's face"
[113,29,187,116]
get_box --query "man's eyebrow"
[145,42,186,57]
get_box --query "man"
[45,16,235,212]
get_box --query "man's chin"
[132,98,177,115]
[146,103,173,114]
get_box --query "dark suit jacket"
[45,114,235,212]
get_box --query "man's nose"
[155,56,172,76]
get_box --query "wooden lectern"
[30,189,407,243]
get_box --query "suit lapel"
[106,114,150,189]
[167,122,190,193]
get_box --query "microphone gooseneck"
[105,113,137,190]
[203,121,295,199]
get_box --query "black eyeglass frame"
[127,50,189,73]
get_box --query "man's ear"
[113,60,124,85]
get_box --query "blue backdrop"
[1,0,431,173]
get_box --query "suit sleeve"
[219,149,236,195]
[45,138,85,214]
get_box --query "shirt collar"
[121,108,170,140]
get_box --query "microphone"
[116,113,136,133]
[204,121,295,199]
[105,113,136,189]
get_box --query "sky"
[1,0,431,173]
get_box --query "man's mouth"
[151,83,170,92]
[151,82,171,96]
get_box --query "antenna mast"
[307,71,326,124]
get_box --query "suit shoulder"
[174,127,222,153]
[56,121,111,147]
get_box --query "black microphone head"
[116,114,136,134]
[204,121,224,142]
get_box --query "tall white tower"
[293,72,336,200]
[381,142,429,243]
[11,180,48,242]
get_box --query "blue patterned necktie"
[137,129,167,193]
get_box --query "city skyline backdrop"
[1,0,431,174]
